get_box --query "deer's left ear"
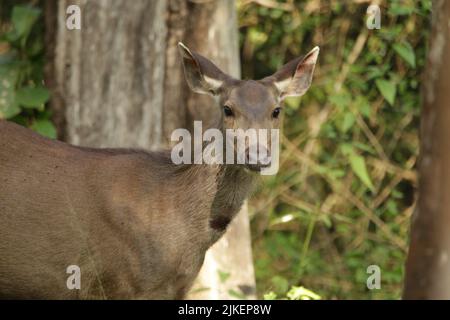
[263,47,319,100]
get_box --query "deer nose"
[245,146,271,167]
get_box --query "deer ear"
[178,42,229,95]
[264,47,319,100]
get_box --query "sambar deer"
[0,43,319,299]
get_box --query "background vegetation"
[0,0,431,299]
[0,0,55,138]
[239,0,430,299]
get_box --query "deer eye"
[272,107,281,119]
[223,105,234,117]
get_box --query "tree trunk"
[45,0,167,149]
[403,0,450,299]
[45,0,256,299]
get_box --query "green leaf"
[9,6,41,44]
[353,142,376,155]
[287,286,321,300]
[388,4,415,16]
[375,79,396,106]
[329,92,351,109]
[321,215,332,228]
[16,86,50,109]
[247,27,268,47]
[0,102,21,119]
[393,42,416,68]
[0,65,20,119]
[271,275,289,293]
[366,66,387,81]
[30,119,57,139]
[340,143,353,156]
[263,291,277,300]
[339,112,355,133]
[218,270,231,283]
[348,152,374,191]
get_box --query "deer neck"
[173,120,257,244]
[209,122,258,243]
[194,163,254,245]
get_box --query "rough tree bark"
[403,0,450,299]
[45,0,167,149]
[45,0,256,299]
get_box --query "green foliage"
[375,79,397,106]
[393,42,416,68]
[15,86,49,109]
[264,286,321,300]
[218,270,231,283]
[0,2,55,138]
[239,0,430,299]
[341,143,375,191]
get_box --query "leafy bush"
[239,0,430,299]
[0,2,56,138]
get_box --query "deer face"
[179,43,319,172]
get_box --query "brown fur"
[0,120,254,299]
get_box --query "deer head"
[178,42,319,172]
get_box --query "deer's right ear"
[178,42,229,95]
